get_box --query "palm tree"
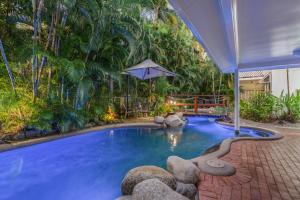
[55,0,145,109]
[31,0,44,102]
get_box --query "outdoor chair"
[120,102,134,118]
[134,101,149,117]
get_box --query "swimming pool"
[0,116,272,200]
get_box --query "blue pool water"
[0,116,272,200]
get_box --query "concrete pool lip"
[0,122,162,153]
[191,122,283,176]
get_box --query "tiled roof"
[239,71,270,80]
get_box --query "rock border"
[190,121,283,176]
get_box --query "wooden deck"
[198,127,300,200]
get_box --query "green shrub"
[0,93,52,135]
[240,93,276,122]
[151,97,174,116]
[241,91,300,123]
[101,105,117,123]
[46,100,86,133]
[276,90,300,122]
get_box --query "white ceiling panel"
[170,0,300,73]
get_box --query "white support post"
[234,68,240,134]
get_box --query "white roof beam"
[238,58,300,72]
[169,0,235,72]
[170,0,300,73]
[219,0,239,68]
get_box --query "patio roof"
[169,0,300,73]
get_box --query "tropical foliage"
[276,91,300,122]
[240,93,277,122]
[241,91,300,123]
[0,0,231,136]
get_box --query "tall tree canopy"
[0,0,230,134]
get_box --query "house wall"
[240,80,265,91]
[240,79,266,100]
[271,68,300,97]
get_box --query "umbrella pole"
[149,78,151,97]
[149,78,151,113]
[126,75,129,116]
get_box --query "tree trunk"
[52,3,60,51]
[32,0,38,101]
[212,72,216,103]
[36,0,44,42]
[218,74,223,99]
[46,68,52,97]
[286,69,290,97]
[286,68,291,117]
[56,9,68,56]
[0,39,17,94]
[154,7,159,24]
[36,11,55,91]
[60,77,64,103]
[36,5,67,93]
[109,76,114,94]
[32,0,44,102]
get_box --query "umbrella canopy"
[124,59,176,80]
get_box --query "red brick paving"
[198,128,300,200]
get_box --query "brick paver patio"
[198,127,300,200]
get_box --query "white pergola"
[169,0,300,132]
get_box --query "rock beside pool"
[115,195,132,200]
[196,159,236,176]
[132,179,189,200]
[175,112,184,120]
[167,156,200,184]
[121,166,177,195]
[176,182,198,200]
[154,116,165,124]
[165,115,185,127]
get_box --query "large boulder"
[154,116,165,124]
[175,112,184,120]
[121,166,177,195]
[167,156,201,184]
[132,179,189,200]
[176,182,198,200]
[165,114,185,127]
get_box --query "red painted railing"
[166,94,227,113]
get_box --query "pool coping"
[0,122,162,153]
[190,121,283,176]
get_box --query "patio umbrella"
[123,59,176,113]
[124,59,176,80]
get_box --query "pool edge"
[0,122,162,153]
[190,122,283,176]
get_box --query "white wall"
[271,68,300,97]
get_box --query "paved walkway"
[198,127,300,200]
